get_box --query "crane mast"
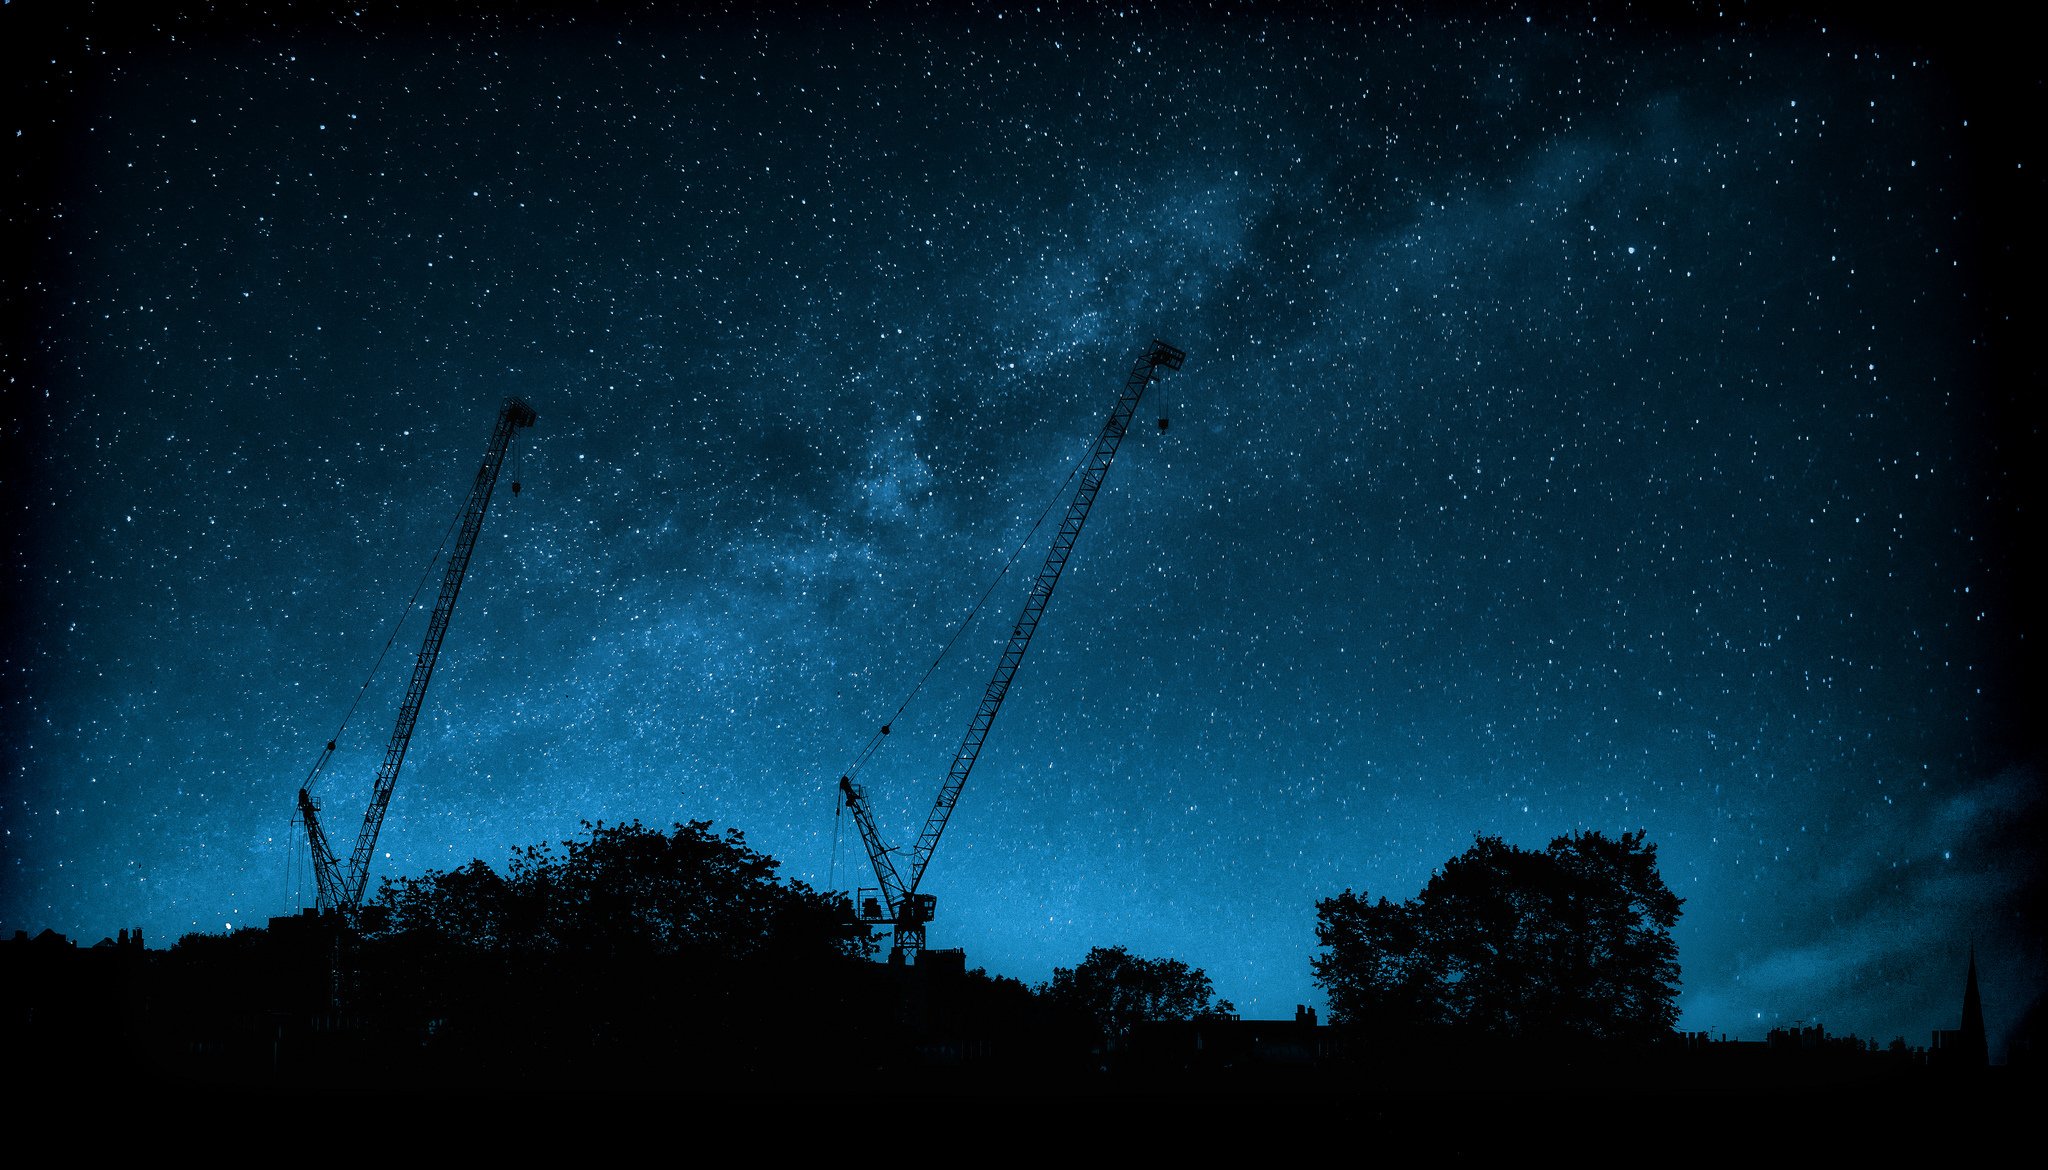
[841,340,1185,958]
[296,396,536,917]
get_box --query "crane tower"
[840,340,1186,960]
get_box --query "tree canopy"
[372,819,864,964]
[1041,945,1235,1046]
[350,820,880,1086]
[1313,830,1682,1044]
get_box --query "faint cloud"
[1685,766,2044,1051]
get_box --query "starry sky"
[5,2,2040,1051]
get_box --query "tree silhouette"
[1041,945,1235,1048]
[1314,830,1681,1043]
[357,820,876,1086]
[372,819,862,963]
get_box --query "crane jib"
[843,340,1186,959]
[298,397,536,918]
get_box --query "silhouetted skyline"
[5,2,2039,1051]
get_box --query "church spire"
[1959,946,1988,1067]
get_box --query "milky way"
[5,3,2039,1053]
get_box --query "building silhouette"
[1931,947,1990,1069]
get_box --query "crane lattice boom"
[297,396,536,916]
[841,340,1185,957]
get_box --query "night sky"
[6,3,2040,1052]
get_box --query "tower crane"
[295,396,537,918]
[838,340,1185,961]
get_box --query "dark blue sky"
[6,2,2039,1052]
